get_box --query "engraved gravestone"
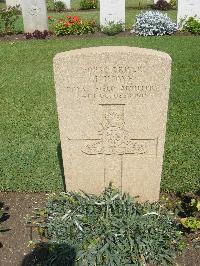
[100,0,125,27]
[21,0,48,33]
[177,0,200,28]
[54,46,171,202]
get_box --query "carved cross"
[69,104,157,189]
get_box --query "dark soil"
[0,192,46,266]
[0,192,199,266]
[0,30,193,42]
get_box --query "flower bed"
[48,15,96,36]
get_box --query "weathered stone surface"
[177,0,200,28]
[6,0,21,7]
[54,46,171,202]
[100,0,125,26]
[54,0,71,10]
[21,0,48,33]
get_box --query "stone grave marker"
[6,0,21,8]
[100,0,125,27]
[54,46,171,202]
[21,0,48,33]
[177,0,200,28]
[54,0,71,10]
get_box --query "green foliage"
[161,195,200,233]
[53,15,96,35]
[101,21,124,36]
[170,0,177,8]
[31,186,183,265]
[46,0,55,11]
[181,217,200,232]
[46,0,66,12]
[182,17,200,35]
[0,5,20,34]
[54,1,66,12]
[80,0,98,10]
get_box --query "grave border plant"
[49,15,96,36]
[101,21,124,36]
[0,5,21,35]
[80,0,98,10]
[28,186,184,265]
[131,10,177,36]
[181,16,200,35]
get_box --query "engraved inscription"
[66,65,160,101]
[67,84,159,101]
[81,104,157,156]
[68,105,157,188]
[29,2,42,17]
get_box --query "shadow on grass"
[57,142,66,192]
[21,242,76,266]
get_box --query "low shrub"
[153,0,172,11]
[131,11,177,36]
[101,21,124,36]
[161,194,200,234]
[182,17,200,35]
[25,30,49,40]
[46,0,55,11]
[29,186,183,265]
[0,6,20,35]
[50,15,96,36]
[181,217,200,232]
[80,0,98,10]
[54,1,65,12]
[46,0,66,12]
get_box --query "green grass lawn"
[0,36,200,194]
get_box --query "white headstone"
[54,0,71,10]
[21,0,48,33]
[54,46,172,203]
[6,0,21,7]
[100,0,125,27]
[177,0,200,28]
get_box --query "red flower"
[73,16,79,21]
[66,15,71,19]
[48,16,52,20]
[65,22,71,27]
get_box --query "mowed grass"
[0,36,200,193]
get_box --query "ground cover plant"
[131,10,177,36]
[28,186,183,265]
[80,0,98,10]
[101,21,124,36]
[182,17,200,35]
[0,36,200,193]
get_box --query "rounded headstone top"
[54,46,172,62]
